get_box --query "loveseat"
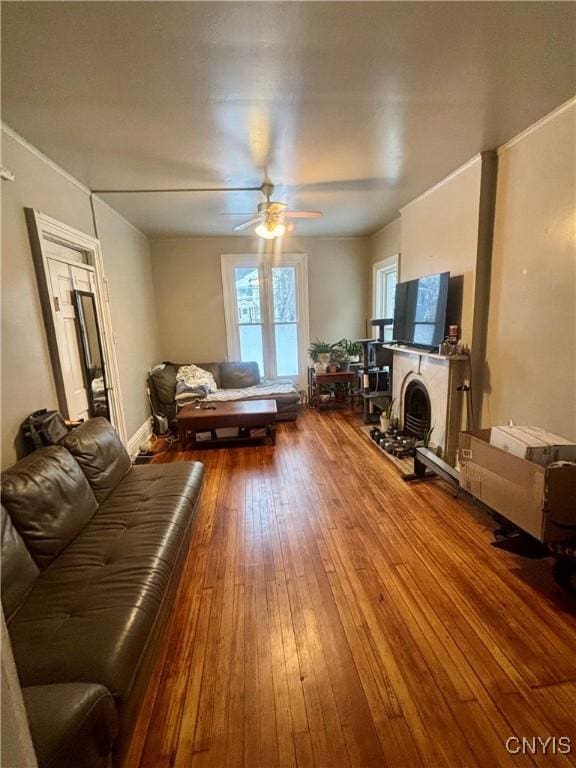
[1,418,204,767]
[148,361,299,425]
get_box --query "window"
[373,255,399,342]
[222,253,309,385]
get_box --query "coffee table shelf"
[177,400,277,449]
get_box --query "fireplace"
[403,380,431,439]
[391,347,466,465]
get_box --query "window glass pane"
[238,325,264,375]
[385,270,397,319]
[275,324,298,376]
[272,266,297,322]
[234,267,261,324]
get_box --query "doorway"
[26,209,127,442]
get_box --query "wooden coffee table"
[177,399,277,449]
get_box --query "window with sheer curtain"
[221,253,309,385]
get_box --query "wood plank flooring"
[125,409,576,768]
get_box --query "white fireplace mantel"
[386,345,468,465]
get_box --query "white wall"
[484,102,576,437]
[0,129,160,466]
[150,236,369,364]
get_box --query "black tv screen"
[393,271,450,347]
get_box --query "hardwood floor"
[125,409,576,768]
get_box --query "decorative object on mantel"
[438,325,464,356]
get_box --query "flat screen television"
[393,271,450,348]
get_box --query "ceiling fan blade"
[285,211,323,219]
[220,213,260,217]
[233,217,263,231]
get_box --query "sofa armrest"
[22,683,118,768]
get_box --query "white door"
[47,257,96,420]
[221,253,310,387]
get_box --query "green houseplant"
[342,339,362,363]
[329,343,349,371]
[309,339,332,372]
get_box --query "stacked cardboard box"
[489,426,576,467]
[459,427,576,543]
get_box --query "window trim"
[372,254,400,340]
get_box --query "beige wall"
[93,199,160,437]
[368,218,402,270]
[399,157,483,346]
[367,218,401,317]
[150,236,369,364]
[0,129,159,466]
[484,104,576,437]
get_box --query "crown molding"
[1,122,146,238]
[2,122,90,195]
[497,96,576,156]
[369,216,401,239]
[400,154,482,214]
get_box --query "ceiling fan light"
[255,221,286,239]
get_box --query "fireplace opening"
[404,380,431,439]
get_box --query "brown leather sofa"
[148,361,300,425]
[1,418,204,768]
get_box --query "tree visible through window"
[223,255,308,383]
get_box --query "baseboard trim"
[127,418,153,457]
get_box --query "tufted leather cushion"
[1,447,98,569]
[8,461,204,701]
[61,418,131,504]
[23,683,118,768]
[1,504,39,620]
[221,361,260,388]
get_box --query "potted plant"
[419,425,435,450]
[334,382,348,403]
[329,342,349,371]
[309,339,332,373]
[342,339,362,364]
[379,397,396,433]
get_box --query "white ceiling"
[2,2,574,237]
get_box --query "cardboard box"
[459,430,576,542]
[489,426,576,467]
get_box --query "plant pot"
[379,415,391,432]
[314,362,326,374]
[318,353,330,366]
[319,393,331,403]
[327,365,338,373]
[348,355,360,364]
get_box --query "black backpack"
[20,409,69,454]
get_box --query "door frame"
[221,252,310,387]
[26,209,128,443]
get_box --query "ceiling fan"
[221,182,322,239]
